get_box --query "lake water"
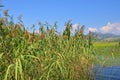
[94,65,120,80]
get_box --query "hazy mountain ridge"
[90,32,120,41]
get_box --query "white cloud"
[71,24,79,33]
[100,22,120,34]
[88,27,97,32]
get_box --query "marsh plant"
[0,10,95,80]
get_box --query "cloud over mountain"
[88,22,120,35]
[100,22,120,35]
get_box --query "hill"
[90,32,120,41]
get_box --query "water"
[94,65,120,80]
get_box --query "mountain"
[90,32,120,41]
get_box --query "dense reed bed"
[0,10,95,80]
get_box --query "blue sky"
[1,0,120,34]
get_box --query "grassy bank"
[94,42,120,66]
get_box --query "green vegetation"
[94,42,120,66]
[0,9,120,80]
[94,42,118,48]
[0,10,95,80]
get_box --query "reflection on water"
[94,65,120,80]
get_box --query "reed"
[0,10,95,80]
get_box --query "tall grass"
[0,10,95,80]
